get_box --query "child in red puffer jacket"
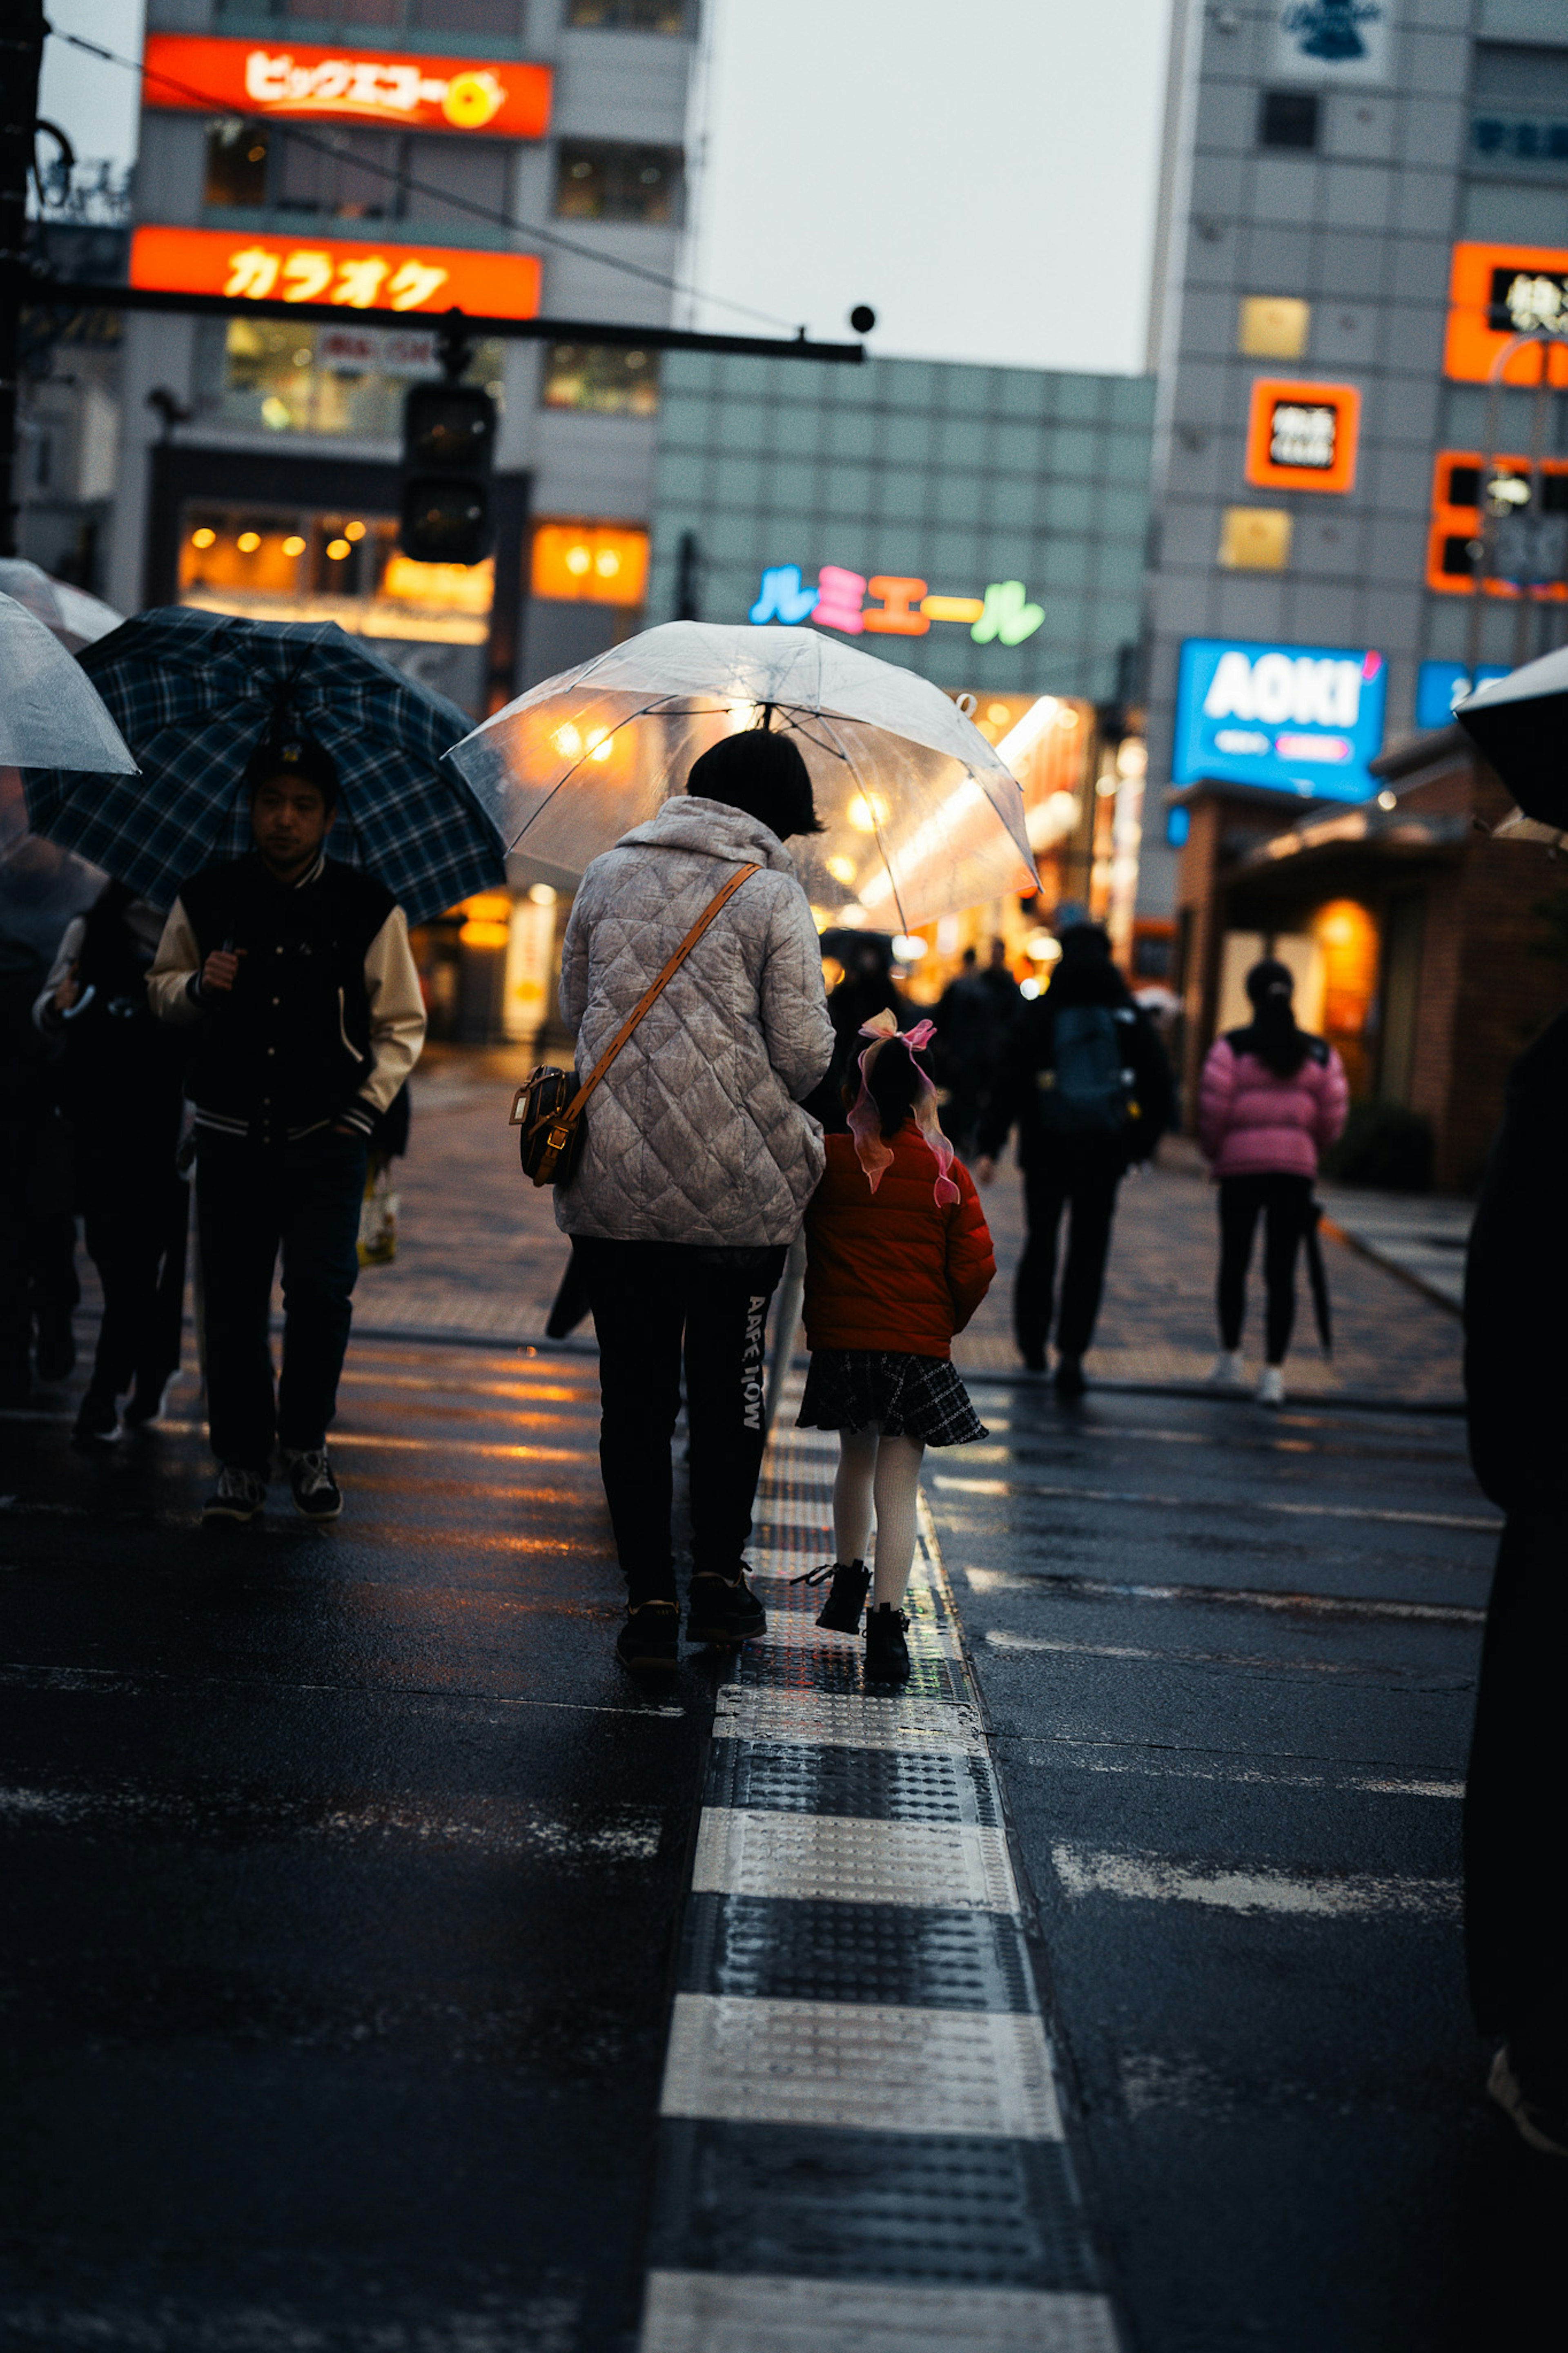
[796,1009,995,1682]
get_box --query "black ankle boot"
[864,1604,911,1684]
[793,1559,871,1633]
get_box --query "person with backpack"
[976,919,1172,1394]
[1197,958,1348,1407]
[34,882,189,1443]
[796,1010,995,1682]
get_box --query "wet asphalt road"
[931,1375,1566,2353]
[0,1340,712,2353]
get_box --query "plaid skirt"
[797,1349,988,1446]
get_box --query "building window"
[205,121,511,230]
[1238,294,1310,360]
[205,119,270,210]
[1258,91,1319,151]
[178,503,495,644]
[554,139,683,224]
[216,0,528,34]
[566,0,690,24]
[540,342,660,416]
[211,316,503,441]
[531,521,649,605]
[1218,507,1292,571]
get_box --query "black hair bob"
[686,726,823,841]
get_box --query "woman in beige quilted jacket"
[558,729,836,1675]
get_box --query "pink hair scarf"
[846,1009,960,1206]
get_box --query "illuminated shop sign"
[1425,449,1568,599]
[1445,243,1568,388]
[1414,661,1510,733]
[130,225,543,316]
[748,564,1044,645]
[142,33,552,138]
[1173,637,1386,802]
[1244,377,1360,493]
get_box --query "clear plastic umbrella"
[445,622,1038,928]
[0,590,136,775]
[0,559,123,655]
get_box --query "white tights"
[833,1425,926,1608]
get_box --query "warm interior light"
[459,920,510,949]
[236,531,261,553]
[847,794,886,834]
[191,526,216,549]
[826,854,857,884]
[564,543,592,575]
[552,724,583,759]
[531,522,650,606]
[1057,707,1080,728]
[594,548,620,576]
[344,520,366,542]
[527,882,557,906]
[1376,788,1397,810]
[892,934,927,961]
[326,537,352,560]
[987,702,1011,724]
[1025,930,1062,961]
[587,726,614,763]
[282,534,306,557]
[994,696,1060,770]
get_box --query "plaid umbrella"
[24,608,506,921]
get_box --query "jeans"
[1463,1514,1568,2105]
[1017,1147,1123,1362]
[1217,1173,1311,1363]
[196,1127,366,1472]
[574,1237,787,1605]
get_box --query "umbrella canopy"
[1453,647,1568,827]
[0,590,137,776]
[26,608,507,921]
[0,559,122,654]
[445,622,1038,930]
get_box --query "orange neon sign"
[1444,243,1568,388]
[129,225,543,317]
[1244,378,1360,494]
[142,33,552,139]
[1425,448,1568,600]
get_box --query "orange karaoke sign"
[130,225,543,317]
[142,32,552,139]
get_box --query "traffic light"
[399,379,496,565]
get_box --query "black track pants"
[1216,1173,1310,1363]
[575,1237,787,1605]
[1017,1154,1122,1362]
[1464,1514,1568,2105]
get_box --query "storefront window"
[212,317,503,440]
[553,139,682,224]
[178,504,494,648]
[530,521,648,605]
[540,341,659,417]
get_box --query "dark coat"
[976,951,1175,1174]
[1465,1008,1568,1517]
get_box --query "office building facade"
[1143,0,1568,1115]
[105,0,700,718]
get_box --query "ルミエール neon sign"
[749,564,1045,645]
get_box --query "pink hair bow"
[846,1008,960,1206]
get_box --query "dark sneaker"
[123,1372,173,1428]
[793,1559,871,1633]
[287,1448,342,1521]
[616,1600,681,1676]
[71,1389,120,1447]
[864,1604,912,1684]
[1054,1355,1087,1399]
[1489,2045,1568,2157]
[202,1465,267,1525]
[687,1569,766,1647]
[34,1310,76,1383]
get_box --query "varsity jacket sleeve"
[147,899,205,1026]
[32,916,86,1037]
[944,1161,997,1333]
[336,906,427,1138]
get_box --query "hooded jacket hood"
[616,794,799,877]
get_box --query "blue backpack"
[1036,1005,1136,1136]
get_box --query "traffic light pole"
[0,0,48,559]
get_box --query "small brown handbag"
[509,861,761,1188]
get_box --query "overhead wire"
[52,28,802,334]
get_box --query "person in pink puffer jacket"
[1197,959,1349,1406]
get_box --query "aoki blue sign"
[1415,660,1510,732]
[1174,637,1387,801]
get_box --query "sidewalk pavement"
[1317,1182,1471,1314]
[378,1057,1464,1408]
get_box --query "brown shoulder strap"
[564,861,762,1122]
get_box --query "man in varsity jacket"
[148,736,425,1525]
